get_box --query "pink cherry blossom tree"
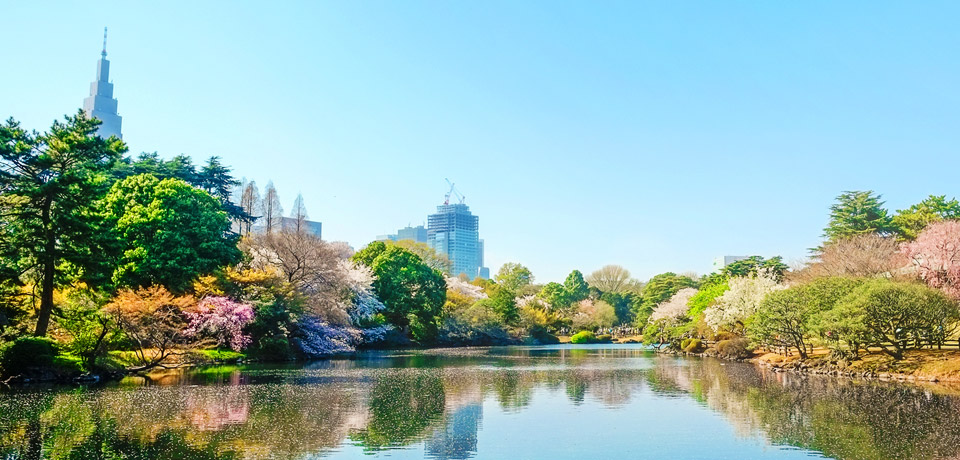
[902,220,960,299]
[185,297,256,351]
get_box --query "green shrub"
[682,338,703,353]
[250,336,294,361]
[197,349,246,363]
[712,331,738,341]
[570,331,598,344]
[0,336,59,377]
[716,338,751,359]
[528,325,560,344]
[52,354,84,374]
[596,334,613,343]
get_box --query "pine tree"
[823,190,895,242]
[0,112,126,336]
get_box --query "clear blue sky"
[2,1,959,283]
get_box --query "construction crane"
[444,178,466,205]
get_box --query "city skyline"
[2,2,959,282]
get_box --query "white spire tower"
[82,27,123,138]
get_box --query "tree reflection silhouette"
[350,370,446,450]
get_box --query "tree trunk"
[25,417,42,460]
[34,197,55,337]
[880,342,903,360]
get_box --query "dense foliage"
[352,241,446,343]
[3,112,960,380]
[0,113,126,336]
[102,174,241,292]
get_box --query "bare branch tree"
[791,234,907,282]
[243,232,353,325]
[239,181,261,236]
[290,193,309,234]
[262,181,283,234]
[587,264,643,294]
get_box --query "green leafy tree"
[495,263,534,291]
[892,195,960,241]
[476,285,519,325]
[823,190,895,242]
[563,270,589,303]
[387,240,451,274]
[829,279,959,360]
[688,277,729,320]
[0,113,126,336]
[102,174,241,292]
[599,291,639,325]
[537,282,569,311]
[634,272,697,325]
[352,241,446,343]
[721,256,789,281]
[750,277,862,359]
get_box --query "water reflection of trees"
[647,357,960,460]
[350,369,446,449]
[0,381,370,459]
[6,349,960,460]
[0,361,649,459]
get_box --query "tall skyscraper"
[428,203,482,279]
[83,27,122,139]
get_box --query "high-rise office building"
[83,28,122,139]
[279,217,322,238]
[428,203,482,279]
[377,225,428,243]
[398,225,428,243]
[478,240,489,279]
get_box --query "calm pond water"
[2,344,960,459]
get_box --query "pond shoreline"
[9,342,960,389]
[660,346,960,385]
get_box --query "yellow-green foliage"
[570,331,598,344]
[717,338,751,359]
[681,338,703,353]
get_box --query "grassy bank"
[752,348,960,383]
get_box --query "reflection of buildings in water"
[425,403,482,460]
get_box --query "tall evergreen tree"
[564,270,590,303]
[164,154,199,185]
[0,112,126,336]
[198,156,251,229]
[822,190,895,242]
